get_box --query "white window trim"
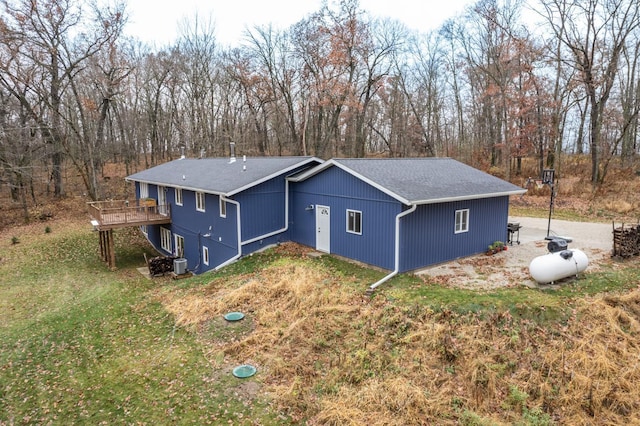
[455,209,469,234]
[160,227,172,252]
[175,188,183,206]
[219,198,227,218]
[346,209,362,235]
[140,225,148,236]
[196,192,206,212]
[174,234,185,258]
[203,246,209,266]
[139,182,149,199]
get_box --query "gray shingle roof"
[292,158,526,205]
[126,157,320,196]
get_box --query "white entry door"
[315,205,330,253]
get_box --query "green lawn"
[0,225,282,425]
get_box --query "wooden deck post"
[99,230,106,261]
[98,229,116,269]
[107,229,116,269]
[109,229,116,269]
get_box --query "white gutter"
[215,196,242,270]
[241,179,290,246]
[410,190,527,205]
[215,179,291,270]
[369,204,417,291]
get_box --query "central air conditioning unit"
[173,258,187,275]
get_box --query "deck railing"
[88,199,171,228]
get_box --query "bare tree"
[396,31,444,158]
[0,0,125,199]
[540,0,640,183]
[177,14,219,156]
[619,38,640,162]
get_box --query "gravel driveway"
[417,216,616,289]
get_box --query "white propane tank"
[529,249,588,284]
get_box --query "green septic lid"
[232,364,256,378]
[223,312,245,321]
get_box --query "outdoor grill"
[507,222,521,245]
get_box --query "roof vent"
[180,146,185,159]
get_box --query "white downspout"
[215,196,242,270]
[368,204,417,291]
[241,179,290,246]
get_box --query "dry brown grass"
[508,155,640,222]
[157,254,640,424]
[546,292,640,422]
[603,200,636,215]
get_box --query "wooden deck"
[88,199,172,270]
[88,199,171,230]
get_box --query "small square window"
[220,198,226,218]
[196,192,205,212]
[455,209,469,233]
[175,188,183,206]
[346,209,362,235]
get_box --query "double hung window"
[455,209,469,233]
[346,210,362,235]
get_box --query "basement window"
[196,192,206,212]
[346,209,362,235]
[455,209,469,233]
[203,246,209,266]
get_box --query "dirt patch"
[417,216,616,289]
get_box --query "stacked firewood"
[146,255,176,276]
[613,223,640,258]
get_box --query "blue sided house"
[125,156,525,285]
[125,156,322,274]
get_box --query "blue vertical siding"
[170,190,239,273]
[144,224,162,253]
[234,163,319,246]
[133,163,317,274]
[290,167,402,270]
[135,182,239,274]
[235,175,287,242]
[399,196,510,272]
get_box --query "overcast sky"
[123,0,476,47]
